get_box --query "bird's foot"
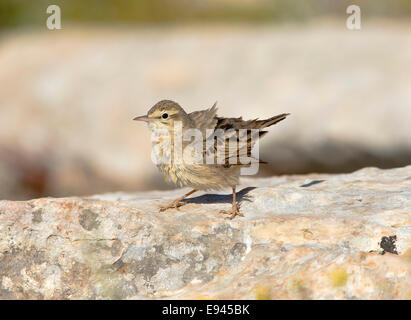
[159,200,188,212]
[220,203,243,220]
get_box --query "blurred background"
[0,0,410,200]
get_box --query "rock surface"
[0,166,410,299]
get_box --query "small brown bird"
[133,100,289,218]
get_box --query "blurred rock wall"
[0,22,410,200]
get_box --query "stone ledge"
[0,166,410,299]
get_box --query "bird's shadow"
[300,179,325,188]
[186,187,256,205]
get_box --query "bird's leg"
[159,189,197,212]
[220,186,243,219]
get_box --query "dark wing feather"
[206,113,290,167]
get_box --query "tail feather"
[216,113,290,131]
[254,113,290,129]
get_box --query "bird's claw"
[159,200,187,212]
[220,204,242,219]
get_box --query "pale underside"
[158,162,241,191]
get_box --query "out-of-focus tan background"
[0,0,410,200]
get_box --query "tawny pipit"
[133,100,289,219]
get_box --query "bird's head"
[133,100,188,131]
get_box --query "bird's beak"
[133,115,155,122]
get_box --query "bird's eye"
[162,113,169,119]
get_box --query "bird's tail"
[255,113,290,129]
[256,113,290,142]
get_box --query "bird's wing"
[181,102,219,164]
[186,104,289,167]
[188,102,218,135]
[205,113,290,166]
